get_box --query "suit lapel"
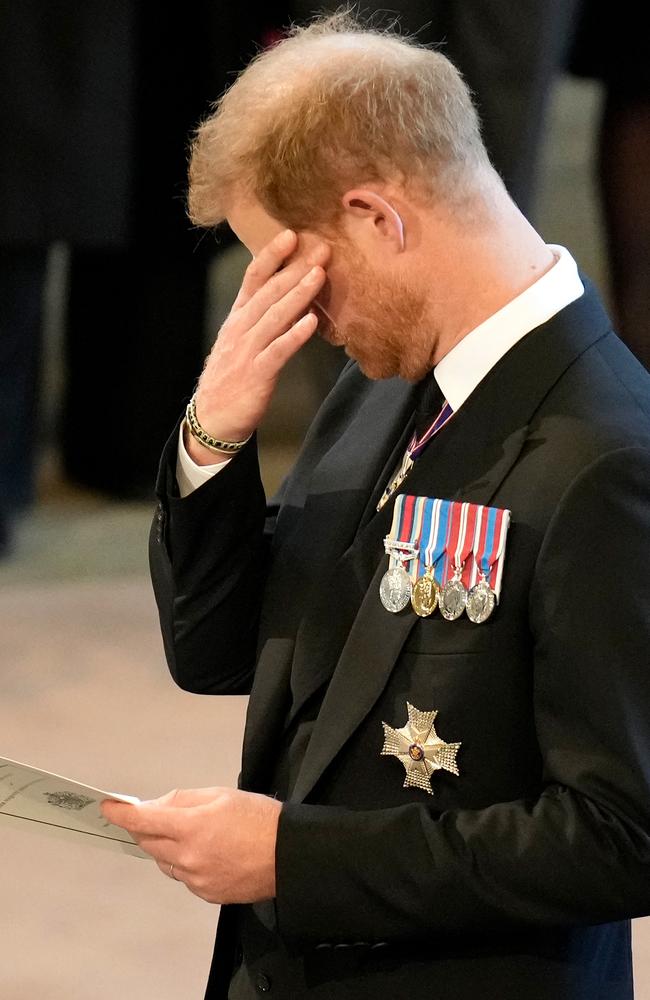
[289,284,612,803]
[240,371,419,788]
[288,422,530,803]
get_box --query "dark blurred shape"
[0,246,47,542]
[568,0,650,370]
[0,1,276,536]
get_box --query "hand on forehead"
[280,229,332,267]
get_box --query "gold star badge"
[381,702,461,795]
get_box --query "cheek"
[320,260,354,319]
[316,275,333,313]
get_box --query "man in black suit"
[103,12,650,999]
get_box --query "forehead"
[226,197,339,265]
[225,198,285,257]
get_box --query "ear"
[341,188,405,251]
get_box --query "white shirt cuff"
[175,421,232,498]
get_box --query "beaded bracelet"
[185,395,252,454]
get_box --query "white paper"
[0,755,150,859]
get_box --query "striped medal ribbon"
[438,502,481,621]
[410,498,447,618]
[409,401,454,460]
[376,400,454,512]
[380,494,424,613]
[466,505,511,623]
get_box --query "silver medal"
[466,578,496,624]
[438,576,468,621]
[379,565,412,613]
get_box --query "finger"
[232,229,297,309]
[135,834,178,859]
[254,312,319,378]
[237,244,330,330]
[241,257,328,335]
[155,858,189,882]
[249,267,326,353]
[101,798,139,828]
[100,799,184,839]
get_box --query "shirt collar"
[433,245,584,412]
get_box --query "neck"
[421,193,556,366]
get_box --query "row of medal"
[379,494,511,623]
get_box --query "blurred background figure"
[0,1,282,553]
[1,2,137,556]
[568,0,650,370]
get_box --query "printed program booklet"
[0,755,149,859]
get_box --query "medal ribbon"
[416,498,450,585]
[408,400,454,461]
[385,494,425,574]
[387,495,511,600]
[442,501,480,586]
[377,398,453,512]
[415,497,439,578]
[468,504,511,597]
[476,505,511,598]
[405,496,427,580]
[472,505,492,583]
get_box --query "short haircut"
[186,9,494,234]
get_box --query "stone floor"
[0,576,247,1000]
[2,76,650,999]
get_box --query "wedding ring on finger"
[168,863,179,881]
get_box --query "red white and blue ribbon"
[415,498,449,584]
[384,494,423,572]
[383,495,512,613]
[441,501,480,585]
[467,503,511,601]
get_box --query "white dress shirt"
[176,245,584,498]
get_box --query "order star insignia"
[381,702,461,795]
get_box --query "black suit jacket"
[150,279,650,999]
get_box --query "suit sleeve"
[275,445,650,943]
[148,414,276,696]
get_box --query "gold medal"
[411,567,439,617]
